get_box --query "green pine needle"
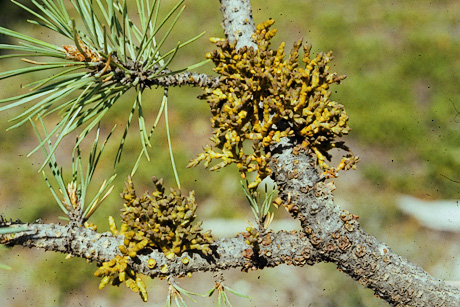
[165,95,181,189]
[31,119,116,220]
[0,226,29,235]
[241,181,276,227]
[0,0,208,171]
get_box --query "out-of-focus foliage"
[0,0,459,306]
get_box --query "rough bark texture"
[268,138,460,306]
[154,71,219,88]
[219,0,257,50]
[0,220,319,277]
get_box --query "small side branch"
[154,71,220,89]
[99,57,220,89]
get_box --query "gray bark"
[219,0,257,50]
[0,219,319,277]
[269,139,460,306]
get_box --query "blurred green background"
[1,0,460,306]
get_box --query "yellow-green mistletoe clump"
[189,19,358,189]
[94,176,213,301]
[94,254,148,301]
[119,176,214,259]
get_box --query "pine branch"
[219,0,257,50]
[0,218,320,277]
[147,70,219,89]
[269,139,460,305]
